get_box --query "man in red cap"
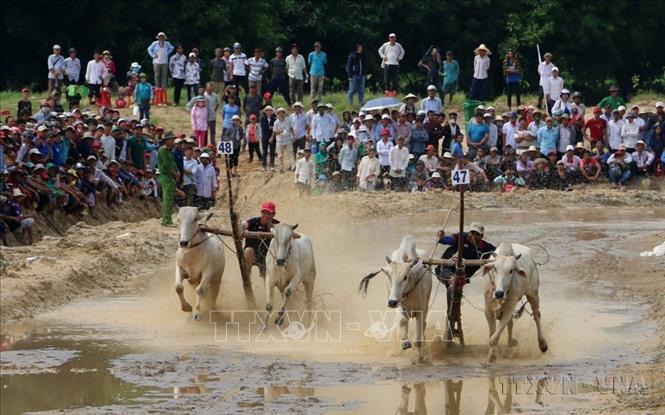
[242,201,279,278]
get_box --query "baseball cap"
[469,222,485,235]
[260,201,276,214]
[656,102,664,108]
[427,85,437,91]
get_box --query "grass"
[2,87,663,135]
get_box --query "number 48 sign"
[451,168,470,185]
[218,141,233,155]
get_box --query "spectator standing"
[378,33,405,92]
[222,47,234,88]
[544,67,563,115]
[420,85,442,114]
[246,48,269,95]
[537,117,559,157]
[260,106,277,171]
[502,49,522,109]
[346,44,367,105]
[584,107,608,147]
[290,102,309,152]
[134,73,153,122]
[441,51,459,106]
[184,53,201,102]
[294,148,316,194]
[63,48,81,85]
[169,45,187,106]
[156,133,179,226]
[230,42,247,93]
[621,112,640,151]
[389,136,410,190]
[223,115,244,176]
[537,52,554,109]
[308,41,327,102]
[245,114,262,163]
[243,85,263,120]
[597,86,626,110]
[273,107,294,173]
[147,32,174,90]
[357,147,381,191]
[268,47,291,106]
[607,109,624,151]
[338,136,358,190]
[193,153,217,209]
[467,112,489,159]
[47,44,65,96]
[190,97,208,147]
[209,48,227,106]
[101,50,117,90]
[469,44,491,101]
[85,51,107,105]
[571,92,586,117]
[285,44,307,104]
[418,46,442,92]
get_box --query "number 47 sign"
[218,141,233,155]
[451,168,470,186]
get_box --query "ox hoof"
[402,340,412,350]
[508,338,519,347]
[539,339,549,353]
[488,349,498,362]
[274,312,285,326]
[181,304,193,312]
[192,313,202,321]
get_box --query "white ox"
[264,223,316,325]
[360,235,432,361]
[175,207,225,321]
[478,241,548,361]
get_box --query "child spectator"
[134,73,153,122]
[190,97,208,148]
[245,114,262,163]
[493,169,525,192]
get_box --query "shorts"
[443,82,457,94]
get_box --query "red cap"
[380,128,390,137]
[260,201,276,214]
[592,106,602,113]
[249,114,257,120]
[426,144,435,151]
[263,92,272,100]
[207,143,216,149]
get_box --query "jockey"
[435,221,496,284]
[242,201,280,278]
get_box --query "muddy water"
[1,207,663,414]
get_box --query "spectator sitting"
[493,169,525,192]
[607,145,632,188]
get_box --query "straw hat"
[474,44,491,55]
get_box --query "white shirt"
[273,117,293,145]
[85,59,107,85]
[544,76,564,101]
[473,55,490,79]
[311,113,336,142]
[487,123,498,147]
[183,158,199,186]
[230,53,247,76]
[631,150,654,168]
[294,157,316,184]
[100,135,116,161]
[607,118,624,150]
[193,164,217,197]
[289,112,309,139]
[621,120,640,148]
[285,54,306,80]
[376,140,394,166]
[246,57,268,82]
[378,42,405,66]
[64,57,81,82]
[502,121,518,149]
[558,125,575,153]
[418,154,438,173]
[357,155,381,189]
[538,61,554,87]
[389,145,409,177]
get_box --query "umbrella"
[360,97,402,112]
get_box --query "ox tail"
[400,235,418,262]
[359,270,382,298]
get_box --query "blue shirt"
[308,51,327,76]
[537,126,559,156]
[222,104,240,129]
[442,60,460,85]
[468,123,489,143]
[451,141,464,158]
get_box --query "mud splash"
[1,207,664,414]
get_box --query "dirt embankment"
[2,170,665,325]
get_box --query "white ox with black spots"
[479,241,548,362]
[175,207,225,321]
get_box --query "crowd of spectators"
[1,33,664,244]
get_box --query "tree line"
[3,0,664,102]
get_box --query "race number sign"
[451,168,470,185]
[218,141,233,154]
